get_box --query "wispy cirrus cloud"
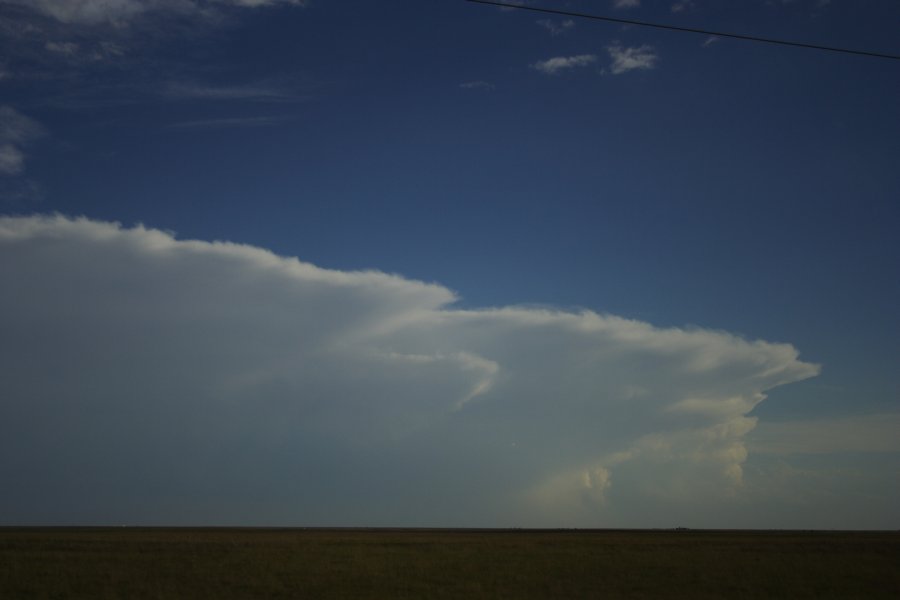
[607,44,658,74]
[6,0,148,26]
[536,19,575,36]
[43,39,124,63]
[497,0,534,11]
[1,0,308,26]
[0,0,309,80]
[163,81,298,102]
[0,215,820,526]
[167,115,293,129]
[532,54,597,75]
[44,40,79,57]
[671,0,696,12]
[0,0,316,124]
[459,80,495,91]
[613,0,641,9]
[0,106,45,176]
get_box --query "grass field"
[2,527,898,598]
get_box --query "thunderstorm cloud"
[0,215,820,525]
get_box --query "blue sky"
[1,0,898,528]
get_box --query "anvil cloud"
[0,215,819,526]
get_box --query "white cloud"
[167,115,293,129]
[613,0,641,8]
[0,215,821,525]
[459,81,495,91]
[2,0,307,26]
[0,106,45,176]
[536,19,575,36]
[497,0,534,11]
[12,0,148,25]
[0,144,26,175]
[43,39,125,62]
[532,54,597,75]
[671,0,695,12]
[607,44,658,74]
[44,40,80,56]
[163,81,295,101]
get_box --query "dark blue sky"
[1,0,898,527]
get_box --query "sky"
[0,0,898,529]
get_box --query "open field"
[2,528,898,599]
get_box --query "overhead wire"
[466,0,900,61]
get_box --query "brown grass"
[2,528,898,598]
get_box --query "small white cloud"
[44,41,80,57]
[497,0,533,11]
[96,41,125,58]
[671,0,695,12]
[536,19,575,36]
[613,0,641,8]
[0,144,26,176]
[167,115,293,129]
[607,44,658,74]
[532,54,597,75]
[703,36,719,47]
[459,81,495,91]
[0,106,45,176]
[164,81,294,101]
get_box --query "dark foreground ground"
[2,527,898,599]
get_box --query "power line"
[466,0,900,61]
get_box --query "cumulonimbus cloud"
[0,215,820,525]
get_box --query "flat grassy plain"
[1,528,898,599]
